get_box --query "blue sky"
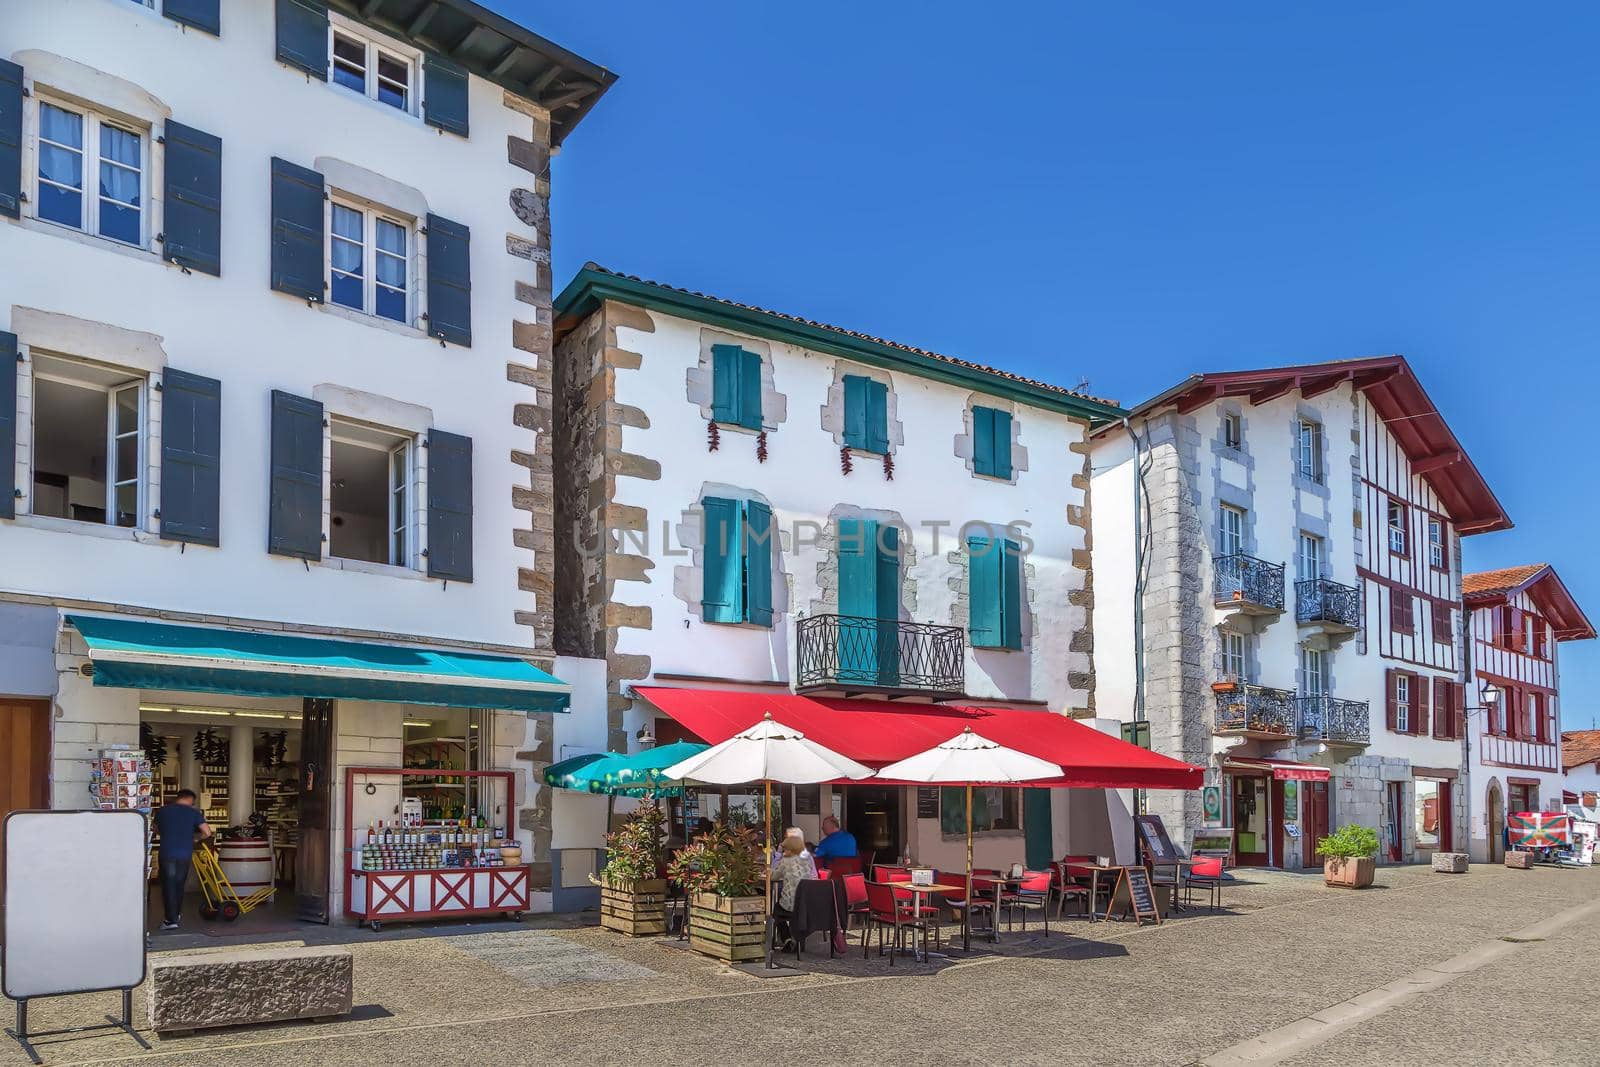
[500,1,1599,726]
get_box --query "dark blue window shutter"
[163,0,220,35]
[1000,538,1023,649]
[268,390,323,559]
[968,535,1000,647]
[842,375,869,450]
[270,157,324,301]
[426,430,473,582]
[866,380,890,454]
[424,54,470,138]
[0,331,16,519]
[162,122,222,276]
[426,214,472,347]
[711,345,740,425]
[0,60,22,219]
[159,368,222,546]
[744,500,774,627]
[738,350,763,429]
[701,496,741,623]
[276,0,328,79]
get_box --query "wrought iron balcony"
[1296,578,1362,632]
[795,614,966,699]
[1213,683,1296,738]
[1297,695,1371,746]
[1214,554,1285,615]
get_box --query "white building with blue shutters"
[550,265,1139,875]
[0,0,616,923]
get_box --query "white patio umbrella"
[663,712,873,948]
[875,727,1061,950]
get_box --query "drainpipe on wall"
[1124,416,1154,859]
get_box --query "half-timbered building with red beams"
[1463,564,1595,861]
[1091,354,1510,867]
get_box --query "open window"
[329,419,413,567]
[29,354,145,527]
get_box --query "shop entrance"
[846,785,903,869]
[1384,781,1404,861]
[1302,779,1330,868]
[1486,781,1504,863]
[1231,775,1274,866]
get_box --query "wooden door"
[295,698,334,923]
[1385,782,1404,862]
[1,700,52,888]
[1436,780,1453,852]
[1302,781,1330,867]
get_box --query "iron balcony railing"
[1297,695,1371,745]
[1213,683,1296,736]
[1214,554,1286,613]
[795,614,966,698]
[1296,577,1362,630]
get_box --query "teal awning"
[69,615,570,713]
[543,741,708,796]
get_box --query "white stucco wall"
[1,0,541,649]
[607,307,1095,711]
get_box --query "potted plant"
[668,822,765,963]
[597,804,668,936]
[1316,824,1379,888]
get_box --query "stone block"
[1505,850,1534,869]
[148,946,352,1034]
[1432,852,1468,873]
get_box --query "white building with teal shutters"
[0,0,616,922]
[551,264,1132,873]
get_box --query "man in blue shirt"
[153,790,213,930]
[813,815,857,866]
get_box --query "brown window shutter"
[1454,682,1465,739]
[1432,677,1448,739]
[1385,669,1398,731]
[1508,607,1525,652]
[1414,673,1430,736]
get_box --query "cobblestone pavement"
[4,863,1595,1066]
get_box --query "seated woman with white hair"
[769,826,817,877]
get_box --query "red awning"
[1223,757,1330,782]
[632,687,1202,790]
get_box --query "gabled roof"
[1107,355,1512,535]
[1464,563,1596,642]
[1561,730,1600,772]
[329,0,616,146]
[553,265,1127,425]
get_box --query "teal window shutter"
[837,518,877,618]
[866,380,890,454]
[702,497,743,623]
[842,375,869,450]
[874,523,900,620]
[711,344,740,424]
[743,500,774,627]
[1000,538,1023,649]
[940,787,965,835]
[738,349,763,429]
[968,535,1001,647]
[974,406,1012,478]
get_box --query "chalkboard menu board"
[1135,814,1181,863]
[917,788,940,819]
[1119,866,1161,925]
[795,785,820,816]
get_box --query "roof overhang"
[1104,356,1512,535]
[329,0,616,145]
[1222,756,1331,782]
[1464,564,1597,641]
[553,266,1128,426]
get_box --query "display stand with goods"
[344,768,530,930]
[88,747,154,879]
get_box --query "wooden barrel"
[218,838,275,898]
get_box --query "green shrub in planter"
[1315,824,1379,860]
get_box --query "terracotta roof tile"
[1562,730,1600,771]
[1463,564,1549,598]
[578,264,1121,409]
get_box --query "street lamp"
[635,723,656,751]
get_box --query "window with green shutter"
[968,534,1023,650]
[842,374,889,454]
[710,344,763,430]
[701,496,775,627]
[972,405,1013,479]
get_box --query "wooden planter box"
[599,875,667,936]
[1323,856,1375,889]
[688,891,766,963]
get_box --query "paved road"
[6,863,1596,1066]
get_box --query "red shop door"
[1302,780,1330,867]
[1436,780,1453,852]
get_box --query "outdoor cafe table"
[1061,862,1126,921]
[888,881,961,960]
[969,874,1025,944]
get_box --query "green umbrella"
[601,741,708,793]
